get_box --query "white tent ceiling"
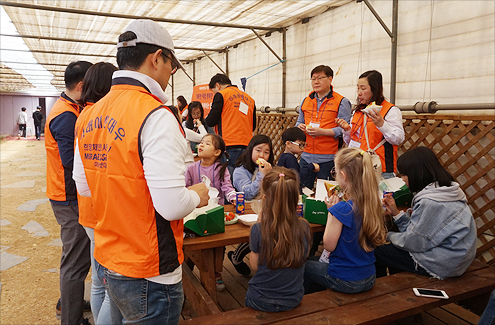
[0,0,352,93]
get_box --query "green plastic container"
[184,205,225,236]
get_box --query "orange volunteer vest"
[301,89,344,155]
[218,86,255,147]
[349,100,397,173]
[77,80,186,278]
[77,102,97,228]
[45,94,81,201]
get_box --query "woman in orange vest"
[336,70,405,179]
[177,95,188,119]
[77,62,118,325]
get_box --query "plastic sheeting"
[1,0,351,92]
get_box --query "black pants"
[18,124,26,137]
[374,243,430,277]
[35,124,42,139]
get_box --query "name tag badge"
[308,122,320,128]
[349,140,361,148]
[239,101,249,115]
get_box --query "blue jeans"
[84,227,111,325]
[304,258,376,294]
[101,264,184,325]
[299,158,335,189]
[245,296,296,313]
[479,289,495,325]
[374,243,430,278]
[382,172,395,179]
[35,124,42,139]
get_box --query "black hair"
[235,134,274,174]
[185,101,206,130]
[397,146,454,193]
[311,65,333,78]
[36,106,41,110]
[80,62,118,105]
[357,70,385,110]
[116,31,173,70]
[65,61,92,90]
[282,127,306,144]
[165,105,184,128]
[204,134,229,182]
[208,73,232,89]
[176,95,187,111]
[21,107,26,111]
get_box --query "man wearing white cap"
[73,19,209,324]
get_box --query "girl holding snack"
[183,101,214,151]
[304,147,387,294]
[229,134,275,275]
[185,134,236,205]
[184,134,236,291]
[245,167,312,312]
[336,70,404,179]
[375,147,476,279]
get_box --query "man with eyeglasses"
[296,65,351,189]
[73,19,209,324]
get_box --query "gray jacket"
[388,182,477,279]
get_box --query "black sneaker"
[227,251,250,276]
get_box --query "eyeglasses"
[310,76,329,82]
[161,53,179,75]
[331,166,337,180]
[290,141,307,149]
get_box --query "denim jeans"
[245,296,296,312]
[374,243,430,278]
[96,260,123,325]
[35,124,42,139]
[84,227,111,325]
[304,258,376,294]
[478,289,495,325]
[101,264,184,325]
[382,172,395,180]
[299,158,335,189]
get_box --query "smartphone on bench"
[413,288,449,299]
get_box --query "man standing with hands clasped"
[73,20,209,325]
[16,107,28,139]
[296,65,351,189]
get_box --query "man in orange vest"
[73,20,209,325]
[45,61,92,325]
[206,73,256,175]
[296,65,352,189]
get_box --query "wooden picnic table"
[182,202,325,317]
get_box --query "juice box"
[296,202,303,218]
[236,192,245,214]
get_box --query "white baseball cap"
[117,19,184,70]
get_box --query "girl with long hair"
[183,101,214,151]
[304,147,387,294]
[245,167,312,312]
[375,146,476,279]
[228,134,274,275]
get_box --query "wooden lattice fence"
[256,113,495,264]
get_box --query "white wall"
[167,0,495,109]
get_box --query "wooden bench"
[179,260,495,325]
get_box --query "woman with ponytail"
[245,167,312,312]
[304,147,387,294]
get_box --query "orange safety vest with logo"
[349,100,397,173]
[45,94,80,201]
[77,102,96,228]
[301,89,344,155]
[76,80,186,278]
[218,86,255,147]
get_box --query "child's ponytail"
[218,150,229,181]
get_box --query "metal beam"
[251,29,283,62]
[282,28,287,108]
[2,48,115,58]
[2,61,68,66]
[0,1,281,32]
[181,68,194,83]
[358,0,398,103]
[202,51,226,75]
[0,33,223,52]
[193,61,196,86]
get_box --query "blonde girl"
[304,147,387,294]
[245,167,312,312]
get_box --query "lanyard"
[351,112,365,141]
[198,162,215,188]
[310,99,329,124]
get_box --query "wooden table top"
[183,202,325,251]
